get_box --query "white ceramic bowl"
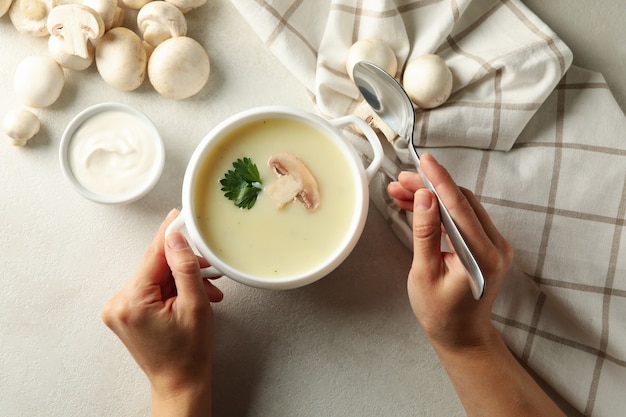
[167,106,384,290]
[59,102,165,205]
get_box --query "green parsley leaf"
[220,157,263,209]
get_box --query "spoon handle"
[409,148,485,300]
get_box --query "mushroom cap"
[82,0,119,31]
[402,54,453,109]
[47,4,104,39]
[0,0,12,18]
[148,36,210,100]
[110,5,125,30]
[164,0,206,14]
[95,27,147,91]
[14,55,65,108]
[137,1,187,47]
[9,0,60,37]
[3,108,41,146]
[120,0,151,11]
[346,39,397,81]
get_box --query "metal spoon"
[353,61,485,300]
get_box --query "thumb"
[164,231,208,305]
[411,189,442,279]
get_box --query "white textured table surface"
[0,1,623,416]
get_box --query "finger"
[398,171,425,193]
[460,188,514,272]
[419,154,497,264]
[459,188,506,248]
[198,255,211,268]
[130,209,180,287]
[165,231,209,307]
[203,280,224,303]
[410,189,443,281]
[196,255,223,280]
[387,181,413,201]
[388,182,416,211]
[388,171,426,211]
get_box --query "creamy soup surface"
[194,117,358,279]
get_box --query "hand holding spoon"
[352,61,485,300]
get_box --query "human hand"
[387,153,513,351]
[101,209,223,417]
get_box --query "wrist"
[427,325,566,416]
[150,380,212,417]
[429,324,505,359]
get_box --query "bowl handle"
[329,115,384,183]
[165,209,223,279]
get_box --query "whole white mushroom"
[402,54,453,109]
[137,1,187,47]
[14,55,65,108]
[148,36,210,100]
[346,39,397,81]
[9,0,59,36]
[3,108,41,146]
[95,27,147,91]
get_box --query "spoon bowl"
[353,61,485,300]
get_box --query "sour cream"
[61,104,164,204]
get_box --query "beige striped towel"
[230,0,626,415]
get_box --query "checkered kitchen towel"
[230,0,626,415]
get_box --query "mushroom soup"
[194,117,358,279]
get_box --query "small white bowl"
[59,102,165,205]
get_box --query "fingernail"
[167,232,189,250]
[166,208,179,220]
[414,190,433,211]
[421,153,438,164]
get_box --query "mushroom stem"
[65,19,88,58]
